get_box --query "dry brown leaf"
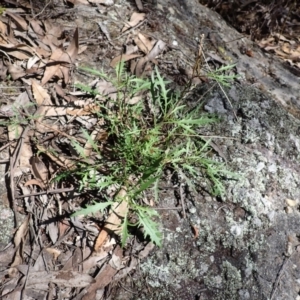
[54,83,77,102]
[78,44,87,54]
[27,55,40,69]
[48,221,59,244]
[1,278,22,299]
[37,107,67,118]
[72,247,83,271]
[42,22,63,49]
[36,144,76,169]
[82,246,122,300]
[0,20,7,34]
[29,19,44,37]
[41,47,64,85]
[29,156,48,184]
[9,216,30,278]
[94,189,128,253]
[66,103,100,116]
[31,79,51,106]
[24,178,45,189]
[14,30,37,48]
[8,125,33,175]
[33,44,51,58]
[110,53,142,68]
[0,43,33,60]
[45,248,61,261]
[8,63,26,80]
[41,28,78,85]
[134,56,148,77]
[135,0,143,10]
[5,12,28,31]
[122,12,146,32]
[135,40,166,76]
[58,219,71,239]
[134,33,156,54]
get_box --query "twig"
[179,183,186,218]
[270,256,290,300]
[15,187,75,199]
[155,207,182,210]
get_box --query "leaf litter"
[0,1,181,298]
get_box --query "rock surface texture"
[110,0,300,299]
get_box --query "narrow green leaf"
[134,176,159,197]
[75,83,98,95]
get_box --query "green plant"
[61,62,232,247]
[0,102,37,138]
[207,64,239,87]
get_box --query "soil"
[1,0,300,299]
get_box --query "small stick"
[15,187,75,199]
[179,183,186,218]
[270,256,290,300]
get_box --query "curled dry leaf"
[134,33,156,54]
[24,178,46,189]
[122,12,146,32]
